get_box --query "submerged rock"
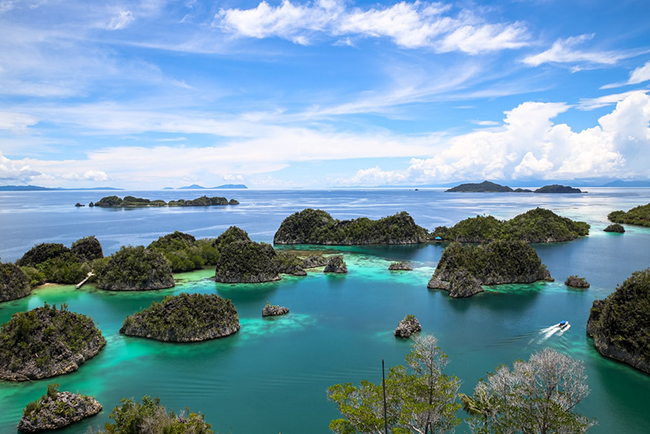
[324,255,348,274]
[565,275,590,288]
[262,303,290,317]
[389,261,413,271]
[394,315,422,338]
[18,385,102,432]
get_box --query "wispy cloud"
[107,10,135,31]
[577,90,648,110]
[601,60,650,89]
[215,0,529,53]
[523,34,626,67]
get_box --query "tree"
[327,334,461,434]
[460,348,595,434]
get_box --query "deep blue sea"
[1,188,649,433]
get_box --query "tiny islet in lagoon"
[1,187,649,433]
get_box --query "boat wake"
[529,321,571,345]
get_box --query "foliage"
[534,184,582,193]
[431,208,589,243]
[0,303,106,380]
[214,240,279,283]
[92,396,213,434]
[460,348,595,434]
[214,226,251,249]
[96,246,175,291]
[603,223,625,233]
[274,209,428,245]
[20,266,46,288]
[120,293,239,342]
[148,231,203,273]
[71,236,104,262]
[0,261,31,302]
[93,195,237,208]
[587,268,650,373]
[446,181,513,192]
[17,243,71,267]
[273,251,306,275]
[608,203,650,228]
[432,240,550,286]
[36,252,90,284]
[327,334,461,434]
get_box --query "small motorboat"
[558,320,570,330]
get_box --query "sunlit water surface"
[0,188,649,433]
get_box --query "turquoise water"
[1,189,650,433]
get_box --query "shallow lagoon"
[1,188,650,433]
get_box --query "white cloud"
[0,111,38,132]
[215,0,529,53]
[0,1,15,13]
[523,34,624,67]
[602,60,650,89]
[0,152,41,182]
[577,90,648,110]
[107,10,134,31]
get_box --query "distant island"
[0,185,123,191]
[608,203,650,228]
[445,181,583,193]
[273,209,428,245]
[430,207,590,243]
[90,195,239,208]
[177,184,247,189]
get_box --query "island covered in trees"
[120,293,240,342]
[445,180,583,193]
[608,203,650,228]
[0,303,106,381]
[89,195,239,208]
[273,209,428,245]
[587,268,650,374]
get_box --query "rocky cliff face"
[389,261,413,271]
[0,262,31,302]
[565,275,590,288]
[120,293,240,342]
[587,269,650,374]
[18,389,102,432]
[0,304,106,381]
[394,315,421,338]
[262,304,290,317]
[214,240,281,283]
[324,255,348,274]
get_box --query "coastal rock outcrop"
[0,262,31,302]
[273,209,427,245]
[262,303,290,317]
[428,240,553,298]
[448,270,484,298]
[394,315,422,338]
[96,246,174,291]
[389,261,413,271]
[215,239,280,283]
[587,268,650,374]
[565,275,590,288]
[603,223,625,233]
[120,293,240,342]
[17,384,102,432]
[324,255,348,274]
[0,303,106,381]
[301,254,328,268]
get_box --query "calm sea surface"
[1,188,649,433]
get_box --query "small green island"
[120,293,240,342]
[18,383,102,432]
[608,203,650,228]
[445,180,583,193]
[89,195,239,208]
[587,268,650,374]
[273,209,428,245]
[0,303,106,381]
[428,240,553,298]
[430,207,589,243]
[96,245,175,291]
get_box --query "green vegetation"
[147,231,221,273]
[534,184,583,193]
[274,209,428,245]
[214,239,280,283]
[587,268,650,374]
[608,203,650,228]
[0,303,106,381]
[460,348,594,433]
[92,396,213,434]
[431,207,589,243]
[328,334,461,434]
[603,223,625,233]
[0,262,31,302]
[71,236,104,262]
[93,195,237,208]
[565,275,590,288]
[96,246,175,291]
[430,240,552,287]
[446,181,514,192]
[120,293,239,342]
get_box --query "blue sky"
[1,0,649,189]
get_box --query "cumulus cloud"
[0,151,41,182]
[215,0,529,53]
[107,10,134,30]
[523,34,624,67]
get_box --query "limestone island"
[608,203,650,228]
[96,246,175,291]
[18,384,102,433]
[0,303,106,381]
[0,262,31,302]
[604,223,625,233]
[429,207,589,243]
[16,236,103,286]
[587,268,650,374]
[389,261,413,271]
[428,240,553,298]
[274,209,427,245]
[263,302,289,317]
[394,315,421,338]
[445,181,583,193]
[90,195,238,208]
[533,184,583,193]
[324,255,348,274]
[565,275,590,289]
[120,293,239,342]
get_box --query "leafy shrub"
[96,246,174,291]
[0,262,31,301]
[608,203,650,228]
